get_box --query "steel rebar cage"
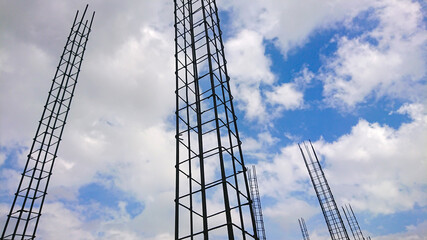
[298,141,349,240]
[1,5,94,240]
[173,0,258,239]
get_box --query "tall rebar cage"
[248,166,266,240]
[298,141,349,240]
[298,218,310,240]
[173,0,258,239]
[1,5,94,240]
[342,204,365,240]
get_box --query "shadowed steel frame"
[1,5,94,239]
[173,0,258,239]
[298,218,310,240]
[342,204,365,240]
[248,166,266,240]
[298,141,349,240]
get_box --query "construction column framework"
[248,166,266,240]
[174,0,258,239]
[342,204,365,240]
[1,5,94,239]
[298,141,350,240]
[298,218,310,240]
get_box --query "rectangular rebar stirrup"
[1,5,94,240]
[174,0,258,239]
[342,204,365,240]
[248,166,266,240]
[298,141,350,240]
[298,218,310,240]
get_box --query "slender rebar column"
[1,5,94,240]
[174,0,258,239]
[342,204,365,240]
[298,218,310,240]
[298,141,349,240]
[248,166,266,240]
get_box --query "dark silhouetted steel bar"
[298,218,310,240]
[298,141,349,240]
[1,5,94,240]
[174,0,258,239]
[342,204,365,240]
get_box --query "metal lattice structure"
[342,204,365,240]
[298,141,349,240]
[298,218,310,240]
[1,5,94,240]
[174,0,258,239]
[248,166,266,240]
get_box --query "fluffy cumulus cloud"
[1,0,426,239]
[225,29,306,123]
[219,0,376,55]
[374,221,427,240]
[321,0,427,108]
[225,29,275,122]
[221,0,426,111]
[250,103,427,237]
[314,103,427,214]
[266,83,304,110]
[0,0,176,239]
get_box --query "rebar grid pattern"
[298,141,349,240]
[248,166,266,240]
[342,204,365,240]
[298,218,310,240]
[174,0,257,239]
[1,6,94,240]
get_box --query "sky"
[0,0,426,239]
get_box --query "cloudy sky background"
[0,0,426,239]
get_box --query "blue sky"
[0,0,426,239]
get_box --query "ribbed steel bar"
[174,0,258,239]
[1,5,94,240]
[298,141,349,240]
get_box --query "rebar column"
[342,204,365,240]
[298,218,310,240]
[1,5,94,240]
[248,166,266,240]
[298,141,349,240]
[174,0,258,239]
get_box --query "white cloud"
[314,103,427,214]
[0,1,176,238]
[373,220,427,240]
[257,144,311,199]
[226,30,275,86]
[263,198,318,231]
[225,29,308,122]
[0,152,5,167]
[321,0,427,108]
[243,131,280,161]
[219,0,376,55]
[225,29,275,122]
[221,0,426,110]
[1,1,426,239]
[251,102,426,237]
[266,83,304,110]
